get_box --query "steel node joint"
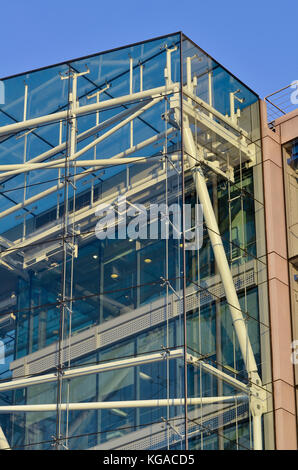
[249,372,267,417]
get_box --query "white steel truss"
[0,50,267,450]
[0,396,248,413]
[0,348,184,392]
[0,426,10,450]
[0,349,249,394]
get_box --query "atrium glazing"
[0,32,273,450]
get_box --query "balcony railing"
[265,82,298,125]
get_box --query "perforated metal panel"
[92,402,249,450]
[11,261,256,377]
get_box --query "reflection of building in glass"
[0,33,296,450]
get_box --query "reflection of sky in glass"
[182,36,258,116]
[0,33,269,451]
[0,33,181,234]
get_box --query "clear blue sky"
[0,0,297,98]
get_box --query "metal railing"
[265,82,298,125]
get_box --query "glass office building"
[0,32,274,450]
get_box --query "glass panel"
[182,34,271,450]
[0,32,272,451]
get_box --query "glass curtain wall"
[0,32,272,450]
[181,35,272,450]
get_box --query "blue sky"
[0,0,297,98]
